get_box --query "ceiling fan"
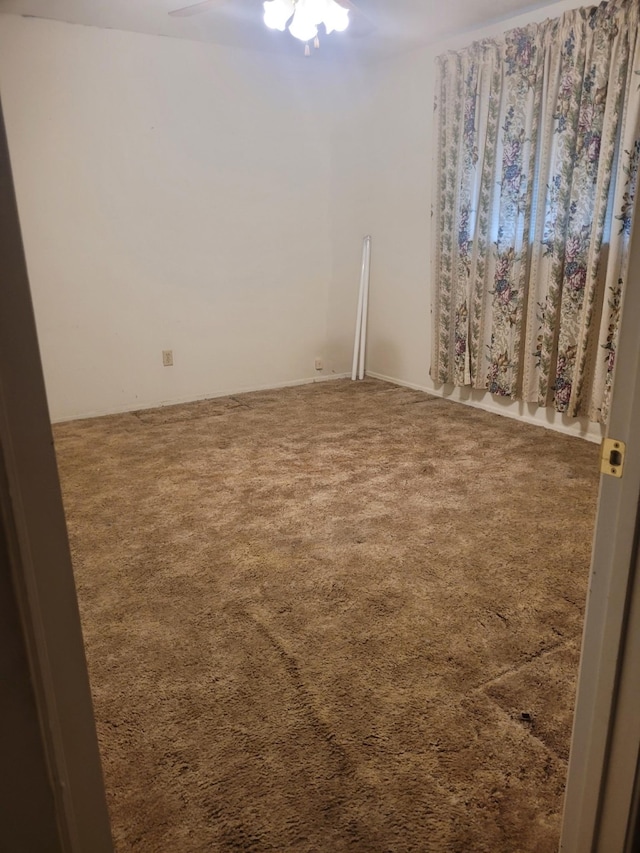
[168,0,377,41]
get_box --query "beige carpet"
[53,379,599,853]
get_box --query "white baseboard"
[51,373,352,424]
[365,371,603,444]
[53,370,603,444]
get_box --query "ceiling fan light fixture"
[288,4,319,42]
[263,0,350,47]
[263,0,295,31]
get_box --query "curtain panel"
[431,0,640,423]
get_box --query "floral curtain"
[431,0,640,423]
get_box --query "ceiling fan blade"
[335,0,378,38]
[169,0,225,18]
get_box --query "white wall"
[0,16,346,421]
[325,61,377,376]
[357,0,604,442]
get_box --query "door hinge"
[600,437,626,478]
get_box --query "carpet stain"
[52,379,599,852]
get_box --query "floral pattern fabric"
[431,0,640,423]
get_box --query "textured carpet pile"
[53,379,600,852]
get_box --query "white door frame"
[596,541,640,852]
[0,96,113,851]
[560,191,640,851]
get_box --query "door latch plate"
[600,437,626,478]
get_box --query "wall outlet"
[314,357,323,371]
[162,350,173,367]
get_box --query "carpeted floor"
[53,379,600,853]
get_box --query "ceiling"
[0,0,555,60]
